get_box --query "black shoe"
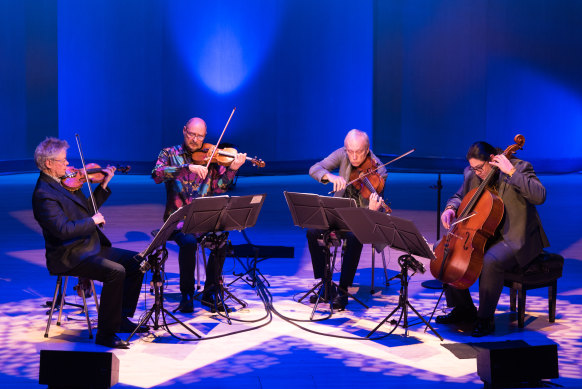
[201,294,229,313]
[331,294,348,311]
[471,317,495,337]
[119,317,149,333]
[435,307,477,324]
[95,333,129,349]
[176,294,194,313]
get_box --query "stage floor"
[1,172,581,388]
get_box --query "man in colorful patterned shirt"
[152,117,246,312]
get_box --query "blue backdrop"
[1,0,581,173]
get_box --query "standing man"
[32,137,147,349]
[152,117,246,313]
[308,129,386,310]
[436,141,549,336]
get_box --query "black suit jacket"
[446,158,549,267]
[32,172,112,275]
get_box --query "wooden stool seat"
[504,251,564,328]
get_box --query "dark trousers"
[306,229,363,291]
[444,240,519,319]
[64,247,143,336]
[174,232,226,296]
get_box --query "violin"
[192,142,265,168]
[61,163,131,191]
[349,155,392,213]
[430,134,525,289]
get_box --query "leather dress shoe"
[201,294,229,313]
[435,307,477,324]
[471,317,495,337]
[176,294,194,313]
[331,294,348,311]
[95,333,129,349]
[119,317,149,333]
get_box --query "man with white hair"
[307,129,387,310]
[32,137,147,349]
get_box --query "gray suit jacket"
[32,172,112,275]
[309,147,387,208]
[446,158,549,267]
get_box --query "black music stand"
[284,191,369,319]
[336,207,443,340]
[182,194,266,324]
[127,206,202,342]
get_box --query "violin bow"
[74,133,101,227]
[205,107,236,169]
[328,148,415,194]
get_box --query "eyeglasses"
[51,158,68,164]
[184,131,206,140]
[469,161,487,173]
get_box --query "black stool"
[45,276,99,338]
[504,251,564,328]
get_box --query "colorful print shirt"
[152,143,237,220]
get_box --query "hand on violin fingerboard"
[229,152,247,170]
[189,164,208,180]
[324,174,346,192]
[100,165,116,189]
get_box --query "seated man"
[436,141,548,337]
[32,137,148,349]
[152,117,246,312]
[307,129,386,310]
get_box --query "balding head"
[183,117,207,152]
[344,129,370,167]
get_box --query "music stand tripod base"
[127,205,204,342]
[336,207,443,341]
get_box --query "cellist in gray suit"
[32,137,147,349]
[435,141,549,337]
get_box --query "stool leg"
[80,288,93,339]
[370,248,376,294]
[510,286,517,312]
[549,280,557,323]
[57,276,69,326]
[517,285,526,328]
[381,250,389,287]
[91,280,99,311]
[44,276,62,338]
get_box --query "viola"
[349,155,392,213]
[430,134,525,289]
[61,163,131,191]
[192,142,265,168]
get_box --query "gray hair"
[344,129,370,149]
[34,137,69,171]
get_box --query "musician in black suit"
[32,137,147,349]
[436,141,549,337]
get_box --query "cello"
[430,134,525,289]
